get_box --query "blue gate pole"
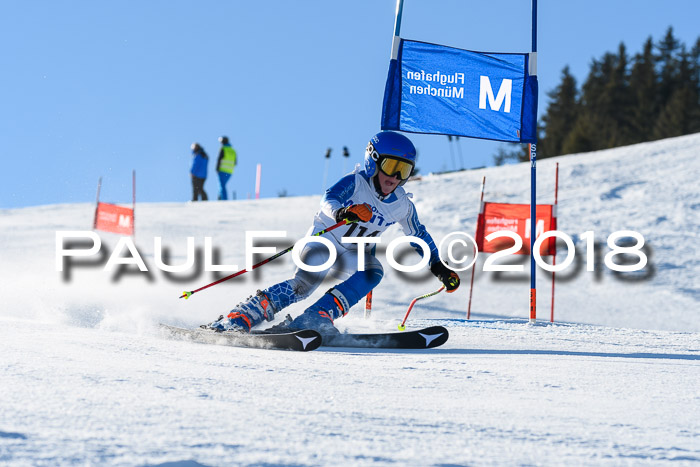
[390,0,405,59]
[394,0,404,36]
[529,0,538,324]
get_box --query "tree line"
[494,27,700,164]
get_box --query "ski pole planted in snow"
[179,219,353,299]
[398,286,445,331]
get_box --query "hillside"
[3,132,699,332]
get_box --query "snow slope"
[1,134,699,465]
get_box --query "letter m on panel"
[118,214,132,228]
[479,76,512,113]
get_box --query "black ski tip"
[324,325,449,349]
[160,323,322,352]
[416,326,449,348]
[290,329,323,351]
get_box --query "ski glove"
[430,261,460,293]
[335,203,373,223]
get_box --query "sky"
[1,0,699,208]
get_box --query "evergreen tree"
[690,37,700,131]
[654,46,700,138]
[691,37,700,90]
[628,37,659,141]
[540,66,579,157]
[564,52,618,153]
[605,43,635,146]
[562,112,597,155]
[655,27,681,118]
[490,28,700,164]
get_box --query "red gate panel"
[94,202,134,235]
[475,202,556,256]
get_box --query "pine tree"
[628,37,659,142]
[691,37,700,90]
[540,66,579,157]
[605,43,635,146]
[490,28,700,164]
[654,45,700,138]
[564,53,618,153]
[690,37,700,132]
[655,27,681,126]
[562,113,597,155]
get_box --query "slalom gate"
[93,170,136,236]
[468,163,560,322]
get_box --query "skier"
[206,131,460,335]
[216,136,237,200]
[190,142,208,201]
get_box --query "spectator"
[216,136,237,200]
[190,142,208,201]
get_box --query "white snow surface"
[1,134,699,465]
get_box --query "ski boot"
[260,314,295,334]
[206,290,276,333]
[288,289,349,336]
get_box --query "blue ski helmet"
[364,131,416,186]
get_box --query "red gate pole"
[364,290,373,319]
[93,177,102,229]
[467,176,486,320]
[550,162,559,323]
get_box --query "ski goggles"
[378,157,414,180]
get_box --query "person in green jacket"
[216,136,237,200]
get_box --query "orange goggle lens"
[379,157,413,180]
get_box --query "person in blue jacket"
[190,142,208,201]
[206,131,460,335]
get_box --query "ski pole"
[179,219,352,299]
[398,286,445,331]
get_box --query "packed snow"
[1,134,699,465]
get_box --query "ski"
[159,324,322,352]
[323,325,449,349]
